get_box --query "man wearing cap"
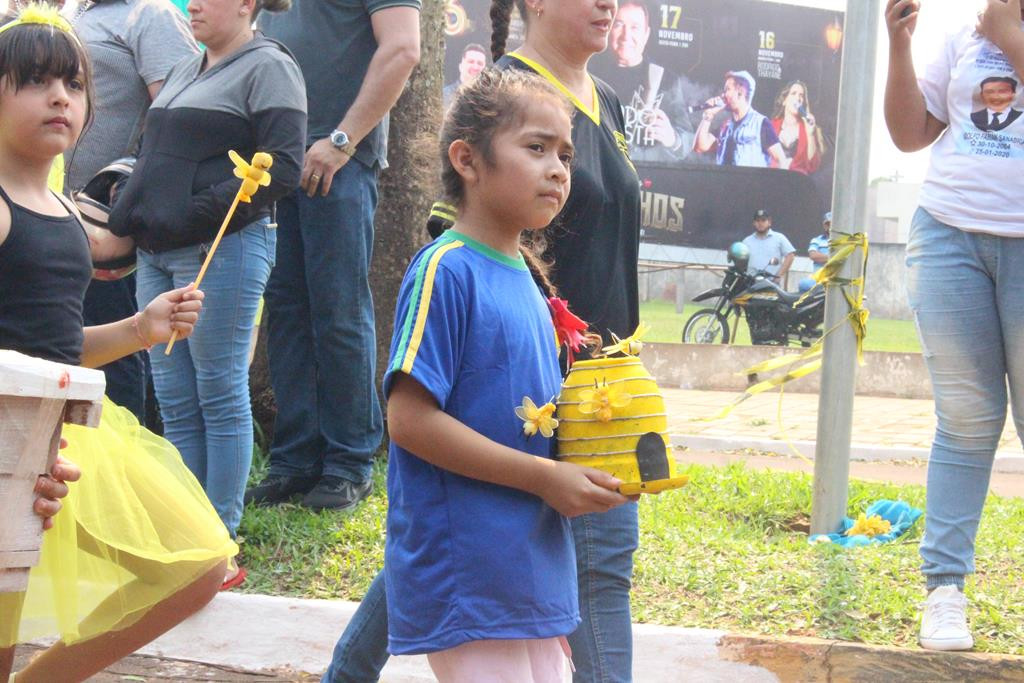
[743,209,795,284]
[694,70,789,168]
[808,212,831,273]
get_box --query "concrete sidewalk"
[127,593,775,682]
[662,388,1024,472]
[41,591,1021,682]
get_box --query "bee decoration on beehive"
[555,323,688,495]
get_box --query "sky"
[773,0,986,182]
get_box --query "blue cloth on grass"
[809,499,923,547]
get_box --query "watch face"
[331,130,349,147]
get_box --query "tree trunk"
[250,3,446,444]
[370,0,446,388]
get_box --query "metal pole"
[810,0,880,535]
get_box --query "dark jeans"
[264,160,383,484]
[82,275,145,419]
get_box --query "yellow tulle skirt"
[0,398,237,648]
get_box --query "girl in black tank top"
[0,184,91,365]
[0,8,236,681]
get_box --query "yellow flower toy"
[577,380,632,423]
[165,150,273,354]
[602,322,650,357]
[230,150,273,202]
[515,396,558,438]
[846,513,892,538]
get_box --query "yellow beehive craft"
[556,355,688,495]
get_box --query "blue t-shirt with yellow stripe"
[382,229,577,655]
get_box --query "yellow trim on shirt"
[507,52,600,126]
[400,240,465,374]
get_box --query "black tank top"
[0,185,91,365]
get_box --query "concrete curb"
[129,593,1024,682]
[671,434,1024,474]
[135,593,779,682]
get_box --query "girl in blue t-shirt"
[382,68,631,681]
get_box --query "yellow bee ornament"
[230,150,273,202]
[601,322,651,357]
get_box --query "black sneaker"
[302,476,373,511]
[244,474,319,506]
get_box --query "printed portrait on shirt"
[970,76,1022,133]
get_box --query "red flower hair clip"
[548,297,591,366]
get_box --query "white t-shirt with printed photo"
[918,25,1024,236]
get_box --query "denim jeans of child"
[136,219,276,536]
[82,275,145,419]
[322,501,640,683]
[264,160,382,485]
[906,208,1024,589]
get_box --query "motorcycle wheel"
[682,308,731,344]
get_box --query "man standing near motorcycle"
[808,212,831,273]
[743,208,796,286]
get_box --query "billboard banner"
[444,0,845,253]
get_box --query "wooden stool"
[0,351,104,593]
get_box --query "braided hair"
[489,0,528,61]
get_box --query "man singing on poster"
[693,70,789,168]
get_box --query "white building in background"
[868,180,922,245]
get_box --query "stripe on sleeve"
[391,239,464,375]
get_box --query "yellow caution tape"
[697,231,870,456]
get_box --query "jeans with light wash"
[264,159,382,486]
[136,219,276,536]
[322,501,640,683]
[906,208,1024,590]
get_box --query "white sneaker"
[919,585,974,651]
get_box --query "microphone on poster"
[687,96,723,114]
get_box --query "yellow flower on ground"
[578,380,632,423]
[515,396,558,438]
[602,322,651,357]
[846,513,891,538]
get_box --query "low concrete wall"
[644,342,932,400]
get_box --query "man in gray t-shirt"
[68,0,197,421]
[743,208,796,283]
[66,0,197,190]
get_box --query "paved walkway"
[662,388,1024,471]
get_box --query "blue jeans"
[82,275,145,419]
[322,502,640,682]
[136,219,276,536]
[906,208,1024,590]
[264,160,382,484]
[322,571,390,683]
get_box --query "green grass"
[238,453,1024,654]
[641,299,922,353]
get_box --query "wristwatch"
[329,129,357,157]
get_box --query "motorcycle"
[681,242,826,347]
